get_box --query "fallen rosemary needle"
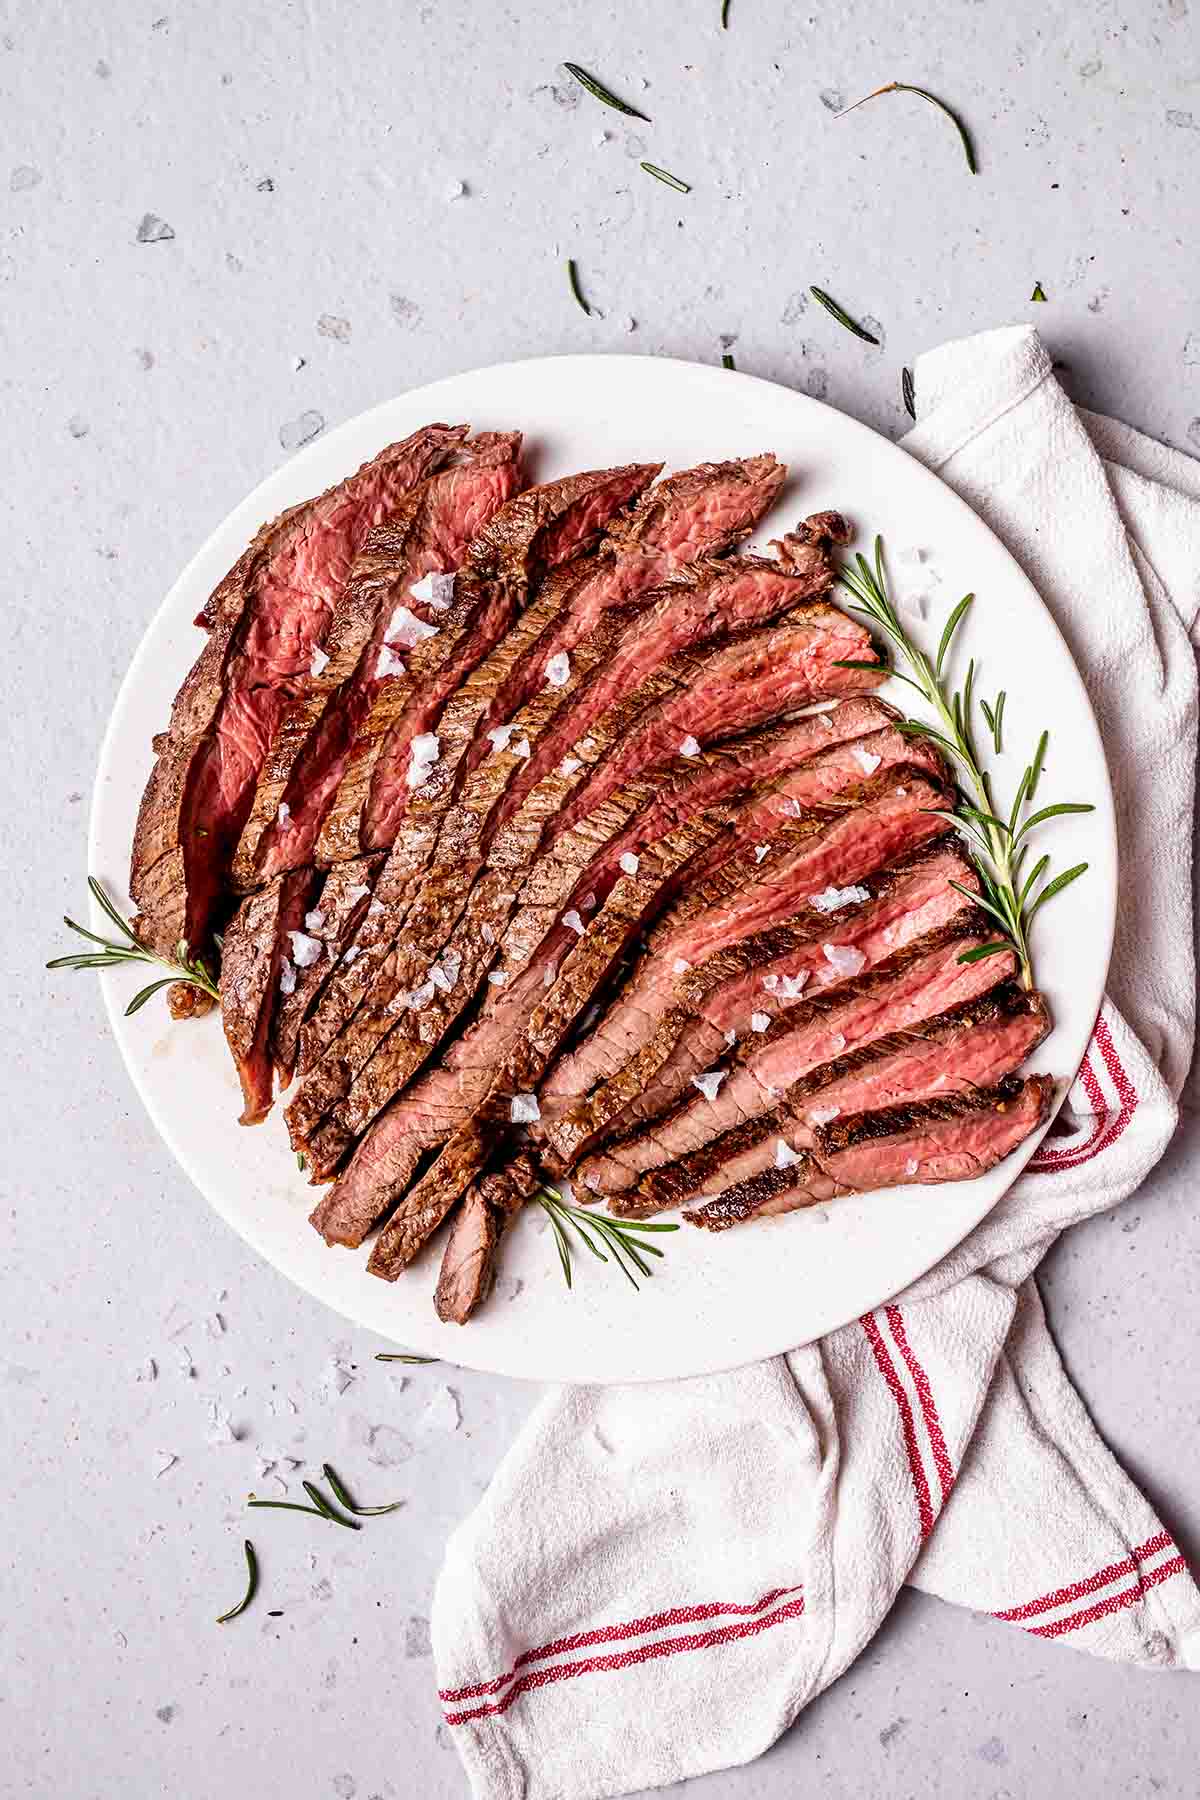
[563,62,651,122]
[536,1185,679,1290]
[722,349,736,370]
[567,257,590,315]
[835,81,977,174]
[721,0,731,25]
[834,538,1093,986]
[902,366,916,419]
[640,161,691,194]
[216,1539,258,1625]
[322,1464,405,1517]
[47,877,219,1015]
[809,287,880,345]
[246,1490,360,1530]
[1031,281,1048,302]
[375,1352,439,1364]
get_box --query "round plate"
[91,355,1115,1384]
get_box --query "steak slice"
[315,463,663,865]
[269,854,384,1080]
[289,456,787,1099]
[590,928,1017,1207]
[314,771,950,1255]
[219,868,316,1124]
[129,423,466,957]
[434,1156,542,1324]
[683,1075,1054,1229]
[638,983,1050,1212]
[233,433,524,888]
[303,554,882,1149]
[547,837,974,1161]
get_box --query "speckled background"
[4,2,1199,1796]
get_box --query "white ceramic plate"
[91,355,1115,1384]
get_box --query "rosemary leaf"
[536,1190,679,1290]
[374,1352,438,1364]
[216,1539,258,1625]
[321,1463,404,1517]
[566,258,590,315]
[301,1480,361,1530]
[1026,860,1089,922]
[809,287,880,345]
[563,63,651,122]
[935,592,974,677]
[1031,282,1048,302]
[296,1151,307,1172]
[640,161,691,194]
[125,976,179,1017]
[835,81,977,174]
[902,366,916,419]
[721,0,731,25]
[722,350,735,370]
[957,942,1015,964]
[1014,801,1094,842]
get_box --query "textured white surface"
[5,2,1199,1796]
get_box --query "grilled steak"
[130,423,465,957]
[316,461,661,865]
[434,1155,541,1324]
[233,433,524,888]
[638,983,1050,1212]
[682,1074,1054,1229]
[268,854,384,1080]
[219,868,315,1124]
[591,928,1017,1206]
[288,457,792,1118]
[297,551,883,1156]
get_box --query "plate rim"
[89,352,1117,1382]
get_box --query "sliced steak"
[130,423,466,957]
[548,837,974,1160]
[289,457,789,1107]
[269,854,384,1080]
[590,928,1017,1205]
[433,1156,542,1323]
[316,462,662,865]
[219,868,315,1124]
[683,1074,1054,1229]
[639,983,1050,1212]
[234,433,524,888]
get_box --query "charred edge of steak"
[681,1157,840,1231]
[433,1154,540,1324]
[812,1072,1047,1155]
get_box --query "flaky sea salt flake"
[822,943,866,977]
[510,1093,541,1123]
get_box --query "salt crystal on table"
[310,645,330,677]
[135,1357,157,1383]
[776,1139,804,1169]
[679,735,701,757]
[562,910,585,934]
[822,943,866,977]
[278,956,297,995]
[444,178,465,201]
[750,1012,770,1032]
[510,1093,540,1123]
[809,1104,841,1126]
[422,1386,461,1433]
[690,1070,727,1104]
[204,1399,239,1446]
[152,1451,177,1478]
[288,930,322,968]
[852,746,882,775]
[544,651,571,687]
[619,852,639,875]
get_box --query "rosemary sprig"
[48,876,219,1016]
[375,1351,439,1364]
[536,1186,678,1290]
[902,366,916,419]
[567,257,590,315]
[836,540,1093,986]
[835,82,977,174]
[640,161,691,194]
[216,1539,258,1625]
[322,1463,404,1517]
[809,287,880,345]
[563,62,651,122]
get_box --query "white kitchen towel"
[432,326,1200,1800]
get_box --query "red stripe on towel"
[1027,1556,1188,1640]
[884,1305,955,1506]
[995,1532,1175,1622]
[860,1311,934,1540]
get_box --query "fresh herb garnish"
[47,877,220,1016]
[809,287,880,345]
[1031,281,1047,302]
[563,62,651,122]
[567,257,591,315]
[375,1352,439,1364]
[902,366,916,419]
[722,350,736,370]
[246,1493,360,1530]
[536,1185,679,1289]
[835,82,977,174]
[296,1151,307,1172]
[321,1463,404,1517]
[640,161,691,193]
[216,1539,258,1624]
[835,539,1093,986]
